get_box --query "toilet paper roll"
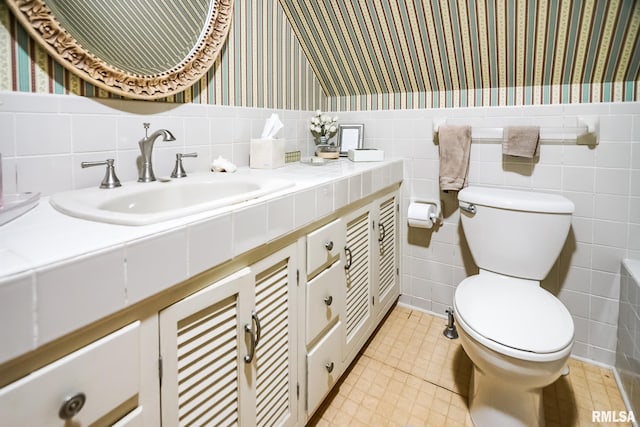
[408,202,436,229]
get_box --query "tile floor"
[309,305,631,427]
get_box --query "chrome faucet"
[138,123,176,182]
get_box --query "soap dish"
[0,192,40,226]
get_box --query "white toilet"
[453,186,575,427]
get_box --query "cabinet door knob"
[324,296,333,306]
[325,241,334,251]
[59,392,86,420]
[325,362,334,373]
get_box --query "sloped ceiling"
[279,0,640,98]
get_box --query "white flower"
[309,110,338,138]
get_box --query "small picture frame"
[337,124,364,156]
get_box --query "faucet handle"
[81,159,122,189]
[171,152,198,178]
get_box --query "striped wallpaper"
[1,0,639,110]
[0,0,325,110]
[280,0,640,110]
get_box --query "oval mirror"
[6,0,233,99]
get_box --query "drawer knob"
[324,241,334,251]
[325,362,335,373]
[59,392,86,420]
[323,296,333,306]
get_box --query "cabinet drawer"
[307,322,343,415]
[0,322,140,426]
[306,260,346,343]
[307,218,344,276]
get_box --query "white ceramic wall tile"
[590,295,619,325]
[591,245,626,273]
[232,142,250,167]
[16,114,71,156]
[594,168,630,196]
[593,220,627,248]
[595,143,632,168]
[589,321,618,351]
[562,145,596,167]
[187,214,233,276]
[562,166,595,193]
[16,155,73,195]
[125,228,188,304]
[531,164,562,190]
[558,289,590,318]
[600,115,633,142]
[562,266,591,292]
[71,115,117,152]
[0,113,15,156]
[36,247,125,345]
[117,117,150,150]
[184,117,211,146]
[0,272,34,364]
[629,224,640,251]
[1,156,17,194]
[594,194,628,222]
[232,204,268,256]
[590,270,620,300]
[210,115,234,144]
[0,92,60,113]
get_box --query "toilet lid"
[454,275,574,354]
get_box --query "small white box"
[348,149,384,162]
[250,138,285,169]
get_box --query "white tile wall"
[0,92,314,196]
[1,90,637,367]
[348,102,639,366]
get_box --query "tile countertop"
[0,159,403,364]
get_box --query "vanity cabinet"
[0,180,401,427]
[343,204,374,363]
[304,218,347,414]
[374,192,400,322]
[0,322,144,426]
[303,189,400,419]
[158,244,298,427]
[342,191,399,364]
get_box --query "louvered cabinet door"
[375,192,400,319]
[250,244,298,427]
[159,268,254,427]
[343,206,373,363]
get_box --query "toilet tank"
[458,186,574,280]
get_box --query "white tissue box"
[250,138,285,169]
[348,148,384,162]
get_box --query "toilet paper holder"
[407,199,442,229]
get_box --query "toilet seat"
[454,273,574,362]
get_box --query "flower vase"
[318,135,328,145]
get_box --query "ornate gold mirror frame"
[6,0,233,99]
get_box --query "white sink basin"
[50,173,294,225]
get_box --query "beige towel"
[503,126,540,158]
[438,125,472,192]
